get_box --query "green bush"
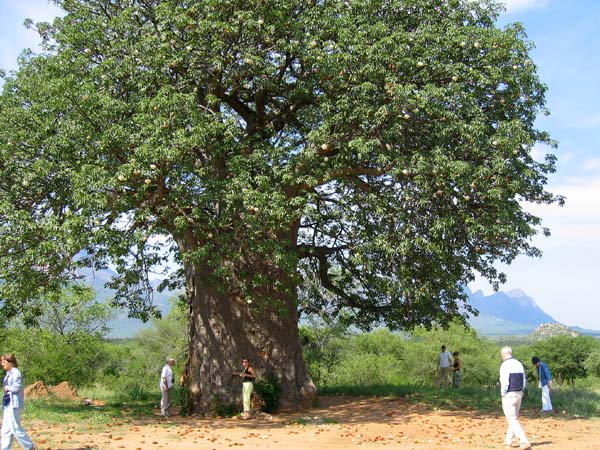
[529,335,600,383]
[254,375,282,413]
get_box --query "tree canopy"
[0,0,561,331]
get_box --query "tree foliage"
[529,335,600,384]
[0,0,560,350]
[0,284,112,386]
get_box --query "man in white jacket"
[499,347,531,450]
[159,357,175,417]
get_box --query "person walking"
[532,356,553,412]
[452,351,462,388]
[234,358,256,419]
[499,347,531,450]
[159,357,175,417]
[437,345,452,387]
[1,353,37,450]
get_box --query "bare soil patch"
[25,396,600,450]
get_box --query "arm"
[499,362,509,397]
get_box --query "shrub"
[254,375,282,413]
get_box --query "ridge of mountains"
[82,269,596,338]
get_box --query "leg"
[502,393,529,447]
[444,367,452,387]
[8,409,34,450]
[242,382,253,417]
[160,389,168,416]
[2,405,15,450]
[541,385,553,411]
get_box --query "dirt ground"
[26,396,600,450]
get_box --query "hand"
[538,382,541,388]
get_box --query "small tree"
[3,284,112,386]
[530,335,600,384]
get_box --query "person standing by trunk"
[159,357,175,417]
[532,356,553,412]
[1,353,37,450]
[235,358,256,419]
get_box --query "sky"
[0,0,598,329]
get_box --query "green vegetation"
[5,308,600,423]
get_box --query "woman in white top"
[1,353,37,450]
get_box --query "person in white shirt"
[159,357,175,417]
[1,353,37,450]
[437,345,452,387]
[499,347,531,450]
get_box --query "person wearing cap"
[499,346,531,450]
[532,356,553,412]
[159,357,175,417]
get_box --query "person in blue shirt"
[532,356,553,412]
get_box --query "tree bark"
[181,256,316,413]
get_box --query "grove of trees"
[0,0,561,411]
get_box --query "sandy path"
[27,396,600,450]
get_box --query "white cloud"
[581,158,600,171]
[501,0,548,13]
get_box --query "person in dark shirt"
[234,358,256,419]
[499,347,531,450]
[452,351,462,388]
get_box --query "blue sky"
[1,0,599,328]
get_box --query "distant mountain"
[466,286,557,328]
[81,266,595,338]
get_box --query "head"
[242,357,251,367]
[532,356,540,366]
[441,345,446,352]
[166,357,175,366]
[500,346,513,361]
[1,353,18,370]
[453,351,459,358]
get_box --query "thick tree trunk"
[181,258,316,413]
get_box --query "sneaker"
[519,444,532,450]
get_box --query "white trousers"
[501,391,529,447]
[242,382,253,413]
[541,385,553,411]
[160,388,171,416]
[1,406,34,450]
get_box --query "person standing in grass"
[234,358,256,419]
[1,353,37,450]
[532,356,553,412]
[159,357,175,417]
[437,345,452,387]
[499,347,531,450]
[452,351,462,388]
